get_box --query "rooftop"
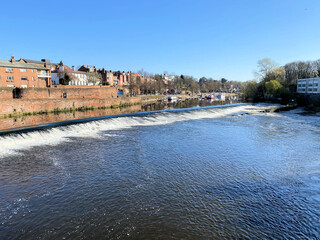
[0,60,48,70]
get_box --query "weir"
[0,104,277,158]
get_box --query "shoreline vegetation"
[241,58,320,111]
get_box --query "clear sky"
[1,0,319,81]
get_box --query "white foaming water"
[0,104,278,157]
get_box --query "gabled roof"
[22,59,44,64]
[21,58,57,65]
[0,60,48,70]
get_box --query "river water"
[1,103,320,239]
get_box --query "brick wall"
[0,88,13,99]
[0,86,118,99]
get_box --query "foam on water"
[0,104,278,157]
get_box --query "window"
[31,69,34,72]
[315,83,318,87]
[6,68,13,72]
[20,69,27,72]
[21,77,28,80]
[308,88,313,92]
[32,85,35,87]
[7,76,14,81]
[7,84,14,87]
[314,88,318,92]
[21,85,28,88]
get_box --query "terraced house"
[0,57,52,88]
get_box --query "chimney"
[41,59,51,64]
[11,56,15,63]
[72,66,76,71]
[87,65,90,68]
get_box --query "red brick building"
[0,57,52,88]
[98,68,114,86]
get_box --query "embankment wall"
[0,86,117,99]
[0,88,13,99]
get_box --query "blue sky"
[0,0,319,81]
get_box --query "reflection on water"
[0,99,237,131]
[0,105,142,132]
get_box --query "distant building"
[78,65,98,73]
[51,64,90,86]
[113,71,126,86]
[0,56,51,88]
[162,74,175,81]
[297,78,320,94]
[98,69,114,86]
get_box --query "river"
[0,102,320,239]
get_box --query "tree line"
[129,70,241,95]
[241,58,320,103]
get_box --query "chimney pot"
[11,56,15,62]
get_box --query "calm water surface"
[1,104,320,239]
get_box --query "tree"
[59,73,71,85]
[87,72,102,86]
[241,81,259,101]
[57,63,75,85]
[265,80,282,95]
[256,58,278,80]
[221,78,227,84]
[264,67,285,84]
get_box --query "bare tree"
[255,58,278,80]
[87,72,102,86]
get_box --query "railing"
[37,72,51,77]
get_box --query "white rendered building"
[297,78,320,94]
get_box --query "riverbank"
[140,94,196,103]
[0,93,198,119]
